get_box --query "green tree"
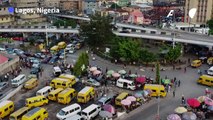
[80,13,113,48]
[207,19,213,35]
[53,19,76,28]
[155,62,160,84]
[117,38,141,62]
[165,44,182,63]
[73,52,89,76]
[140,49,156,64]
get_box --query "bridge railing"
[0,26,74,29]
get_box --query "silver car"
[83,78,100,87]
[0,82,8,91]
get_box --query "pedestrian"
[188,58,191,64]
[181,95,185,105]
[178,80,181,87]
[165,76,168,79]
[184,67,186,73]
[168,85,171,93]
[173,90,175,97]
[174,77,176,82]
[198,69,201,74]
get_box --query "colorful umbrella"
[187,98,200,108]
[121,99,131,106]
[103,104,116,114]
[143,90,149,96]
[136,77,146,84]
[126,96,136,102]
[93,70,101,75]
[118,70,126,74]
[129,74,137,78]
[197,96,207,103]
[174,107,187,114]
[207,105,213,111]
[107,70,114,75]
[162,79,171,84]
[99,111,113,118]
[182,112,197,120]
[90,67,97,71]
[167,114,181,120]
[204,97,213,106]
[112,72,120,78]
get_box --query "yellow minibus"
[9,107,31,120]
[77,86,95,103]
[57,88,77,104]
[48,88,64,101]
[0,100,14,118]
[115,92,129,106]
[24,78,38,90]
[25,96,48,108]
[59,74,77,86]
[197,75,213,87]
[21,107,48,120]
[58,41,67,49]
[144,84,167,97]
[50,78,73,89]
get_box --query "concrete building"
[11,0,46,24]
[44,0,60,8]
[83,0,97,15]
[184,0,213,25]
[0,4,14,24]
[59,0,82,12]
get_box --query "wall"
[0,56,20,75]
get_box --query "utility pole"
[45,23,48,47]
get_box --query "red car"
[12,37,24,41]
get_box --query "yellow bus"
[77,86,95,103]
[57,88,77,104]
[144,84,167,97]
[21,107,48,120]
[9,107,31,120]
[24,78,38,90]
[59,74,77,86]
[115,92,129,106]
[48,88,64,101]
[197,75,213,87]
[0,100,14,118]
[50,78,73,89]
[25,96,48,108]
[50,45,59,53]
[57,41,67,49]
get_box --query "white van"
[36,86,54,97]
[56,103,81,120]
[11,74,26,87]
[207,66,213,76]
[53,66,62,77]
[116,78,136,90]
[81,104,101,120]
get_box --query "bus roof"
[13,74,25,80]
[25,107,43,117]
[37,86,52,93]
[209,66,213,70]
[49,88,64,95]
[117,78,134,83]
[59,74,75,79]
[82,104,99,113]
[0,100,12,108]
[10,107,30,116]
[62,103,80,111]
[26,78,37,84]
[53,67,61,72]
[26,96,45,101]
[59,88,75,94]
[144,84,164,87]
[116,92,128,99]
[79,86,93,94]
[52,78,70,82]
[58,41,66,45]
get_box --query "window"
[70,109,74,113]
[75,107,79,111]
[62,83,66,86]
[43,98,46,100]
[9,105,13,108]
[65,111,68,115]
[152,90,156,92]
[5,108,8,111]
[44,111,47,114]
[57,83,61,85]
[89,108,96,115]
[206,80,210,82]
[37,116,41,119]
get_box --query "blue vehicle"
[49,56,58,64]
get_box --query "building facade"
[44,0,61,8]
[83,0,97,15]
[184,0,213,24]
[0,4,14,24]
[59,0,82,12]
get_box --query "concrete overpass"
[0,26,212,47]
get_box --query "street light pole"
[45,23,48,47]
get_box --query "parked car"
[42,56,52,63]
[83,78,100,87]
[12,37,24,41]
[0,82,9,91]
[34,53,45,59]
[30,68,40,75]
[97,95,114,106]
[49,56,58,64]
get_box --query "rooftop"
[0,54,8,64]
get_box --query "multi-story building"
[11,0,46,24]
[44,0,60,8]
[184,0,213,24]
[0,4,14,24]
[82,0,97,15]
[59,0,82,12]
